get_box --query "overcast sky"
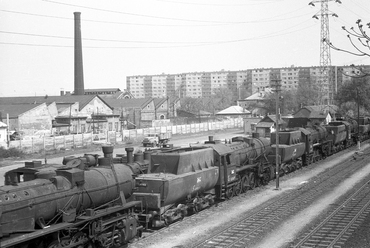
[1,0,369,97]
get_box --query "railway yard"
[2,128,370,248]
[129,142,370,248]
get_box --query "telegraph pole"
[271,78,282,190]
[309,0,341,104]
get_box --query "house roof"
[259,115,284,124]
[103,98,152,109]
[84,88,121,93]
[305,105,338,113]
[153,98,167,108]
[216,106,250,115]
[243,88,273,101]
[256,122,274,128]
[0,103,45,118]
[0,95,111,111]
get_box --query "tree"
[335,77,370,117]
[325,19,370,59]
[295,79,322,107]
[212,87,234,110]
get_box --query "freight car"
[133,135,272,228]
[0,146,151,248]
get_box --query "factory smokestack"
[74,12,84,95]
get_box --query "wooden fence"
[8,118,243,154]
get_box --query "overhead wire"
[0,8,313,27]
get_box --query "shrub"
[0,147,26,158]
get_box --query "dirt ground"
[131,143,370,248]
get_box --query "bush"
[0,147,26,158]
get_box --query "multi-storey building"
[126,65,370,103]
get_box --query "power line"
[0,7,312,26]
[0,20,315,49]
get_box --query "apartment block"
[126,65,370,103]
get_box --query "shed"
[216,106,251,117]
[255,115,285,138]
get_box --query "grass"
[0,147,26,159]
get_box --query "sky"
[1,0,370,97]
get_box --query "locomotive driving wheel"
[261,169,271,185]
[241,175,249,193]
[248,172,256,190]
[233,179,242,196]
[233,175,242,196]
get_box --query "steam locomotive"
[0,135,272,248]
[267,117,370,176]
[2,115,369,247]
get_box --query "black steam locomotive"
[1,116,368,247]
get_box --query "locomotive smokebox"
[74,12,84,95]
[125,147,134,163]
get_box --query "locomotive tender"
[134,135,272,228]
[1,116,369,247]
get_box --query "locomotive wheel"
[234,181,242,196]
[241,175,249,193]
[72,232,91,248]
[261,169,271,185]
[225,187,233,199]
[47,237,71,248]
[248,172,256,190]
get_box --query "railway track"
[191,150,370,248]
[289,177,370,248]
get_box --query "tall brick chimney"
[74,12,84,95]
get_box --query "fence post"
[31,137,34,153]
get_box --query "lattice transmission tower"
[309,0,341,104]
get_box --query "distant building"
[126,65,370,105]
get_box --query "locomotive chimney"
[74,12,84,95]
[125,147,134,164]
[102,145,114,159]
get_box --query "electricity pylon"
[309,0,341,104]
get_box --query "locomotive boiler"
[0,146,143,248]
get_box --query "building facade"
[126,65,370,104]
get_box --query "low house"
[243,117,262,135]
[104,98,155,129]
[255,115,284,138]
[293,105,336,125]
[153,98,169,120]
[237,88,273,117]
[0,103,53,135]
[0,95,117,135]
